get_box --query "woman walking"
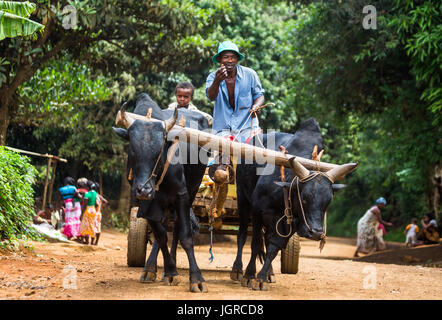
[354,197,393,257]
[59,177,82,240]
[91,182,107,246]
[79,180,99,245]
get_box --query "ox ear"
[274,181,290,188]
[112,127,129,141]
[332,184,346,193]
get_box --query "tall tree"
[0,0,228,145]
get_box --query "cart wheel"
[127,207,149,267]
[280,233,300,274]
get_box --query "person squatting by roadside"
[354,197,393,257]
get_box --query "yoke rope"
[276,171,332,252]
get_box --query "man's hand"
[214,64,228,83]
[249,104,261,118]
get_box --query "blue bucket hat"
[375,197,387,206]
[212,41,245,64]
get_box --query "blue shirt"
[59,185,76,200]
[206,65,265,135]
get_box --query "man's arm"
[250,95,265,117]
[207,65,228,101]
[249,69,265,117]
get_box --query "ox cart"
[118,109,354,274]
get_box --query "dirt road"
[1,228,441,300]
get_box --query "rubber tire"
[280,233,300,274]
[127,207,149,267]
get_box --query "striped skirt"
[62,199,81,238]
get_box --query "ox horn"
[116,102,135,128]
[326,162,359,183]
[288,157,309,180]
[164,107,178,132]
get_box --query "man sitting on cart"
[205,40,265,222]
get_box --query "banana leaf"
[0,1,44,41]
[0,1,36,18]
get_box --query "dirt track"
[1,228,441,300]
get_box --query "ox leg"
[242,214,263,288]
[230,191,249,281]
[140,240,160,283]
[170,215,179,265]
[254,243,280,291]
[148,219,180,286]
[176,192,207,293]
[264,238,276,283]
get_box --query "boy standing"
[404,218,419,247]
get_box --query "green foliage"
[0,1,44,41]
[102,209,129,233]
[16,56,111,128]
[388,0,442,124]
[3,0,441,239]
[0,146,40,244]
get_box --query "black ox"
[232,118,357,290]
[113,93,209,293]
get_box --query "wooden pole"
[47,159,57,205]
[116,110,345,172]
[42,158,51,210]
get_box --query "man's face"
[175,88,193,108]
[218,51,238,72]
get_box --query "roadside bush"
[0,147,40,247]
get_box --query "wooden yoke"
[115,110,358,176]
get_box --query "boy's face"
[176,88,193,108]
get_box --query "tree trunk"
[432,162,441,222]
[0,90,11,146]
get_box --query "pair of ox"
[114,93,357,292]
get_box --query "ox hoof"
[268,274,276,283]
[190,281,208,293]
[251,279,269,291]
[163,275,181,286]
[140,271,156,283]
[230,271,243,282]
[241,277,253,288]
[251,279,260,291]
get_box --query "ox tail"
[253,223,265,264]
[257,232,266,264]
[190,208,200,235]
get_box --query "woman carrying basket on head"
[59,177,83,240]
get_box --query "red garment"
[378,223,386,236]
[77,188,88,206]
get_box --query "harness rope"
[139,132,168,192]
[276,171,332,252]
